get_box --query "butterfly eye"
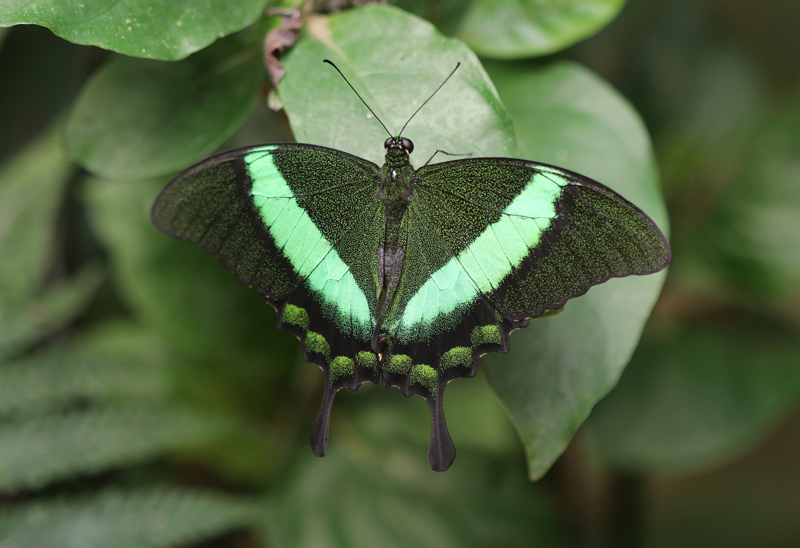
[384,137,394,150]
[401,138,414,154]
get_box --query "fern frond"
[0,350,167,418]
[0,405,230,493]
[0,265,104,360]
[0,486,260,548]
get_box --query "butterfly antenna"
[323,59,392,138]
[399,62,461,137]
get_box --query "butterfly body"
[377,138,415,323]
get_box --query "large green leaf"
[0,487,259,548]
[0,0,267,61]
[457,0,626,58]
[483,61,668,479]
[0,265,104,360]
[278,3,518,166]
[583,323,800,472]
[65,38,263,181]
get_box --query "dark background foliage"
[1,0,799,546]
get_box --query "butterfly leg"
[426,379,456,471]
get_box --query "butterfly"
[151,61,672,471]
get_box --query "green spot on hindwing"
[356,351,378,371]
[283,304,309,330]
[440,346,472,370]
[305,331,330,361]
[471,325,502,347]
[410,364,438,396]
[387,354,412,375]
[330,356,355,384]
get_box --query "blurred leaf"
[70,320,174,367]
[0,128,73,304]
[584,323,800,473]
[260,417,566,548]
[0,487,259,548]
[483,61,668,479]
[648,414,800,548]
[457,0,625,58]
[279,3,518,166]
[0,345,168,418]
[0,405,230,492]
[0,26,83,161]
[0,0,267,61]
[0,265,104,360]
[700,90,800,294]
[65,39,263,180]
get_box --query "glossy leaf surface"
[0,0,267,60]
[278,4,518,165]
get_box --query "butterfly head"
[384,136,414,156]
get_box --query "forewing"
[151,143,385,455]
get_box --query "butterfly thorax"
[379,145,415,208]
[377,140,416,314]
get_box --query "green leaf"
[0,128,73,305]
[0,0,267,61]
[0,487,259,548]
[65,39,263,181]
[457,0,626,58]
[0,265,104,360]
[583,323,800,472]
[483,61,668,479]
[278,3,518,166]
[0,405,229,492]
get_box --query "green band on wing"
[246,149,375,341]
[393,172,563,342]
[458,172,562,292]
